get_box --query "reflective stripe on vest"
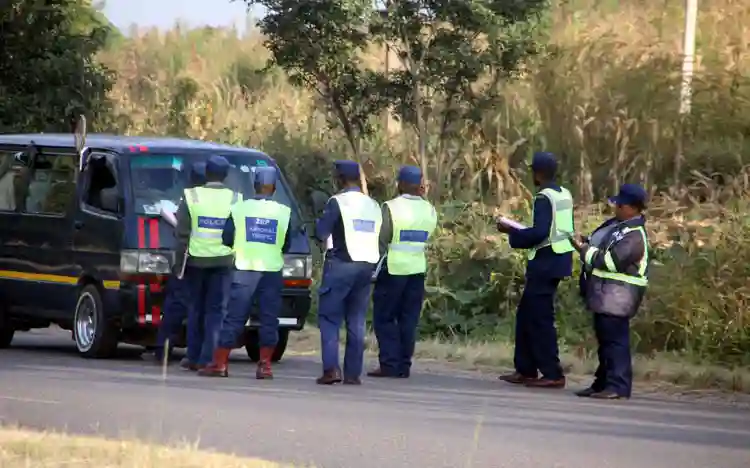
[331,191,382,264]
[587,226,649,287]
[385,195,438,275]
[185,187,239,257]
[528,186,575,260]
[231,198,291,272]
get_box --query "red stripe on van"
[137,217,146,325]
[148,219,161,325]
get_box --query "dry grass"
[0,427,298,468]
[288,327,750,394]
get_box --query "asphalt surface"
[1,329,749,468]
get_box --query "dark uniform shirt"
[507,183,573,279]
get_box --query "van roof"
[0,133,275,162]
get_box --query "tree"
[243,0,549,198]
[0,0,116,133]
[246,0,388,193]
[370,1,549,197]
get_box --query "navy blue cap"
[334,160,360,179]
[254,166,277,185]
[397,165,422,185]
[529,151,558,174]
[609,183,648,208]
[206,155,230,178]
[191,161,206,177]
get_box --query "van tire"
[0,305,14,348]
[244,329,289,363]
[73,285,118,358]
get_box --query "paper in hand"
[496,216,527,230]
[159,207,178,228]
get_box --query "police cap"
[397,165,422,185]
[608,183,648,209]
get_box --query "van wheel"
[0,305,14,348]
[244,329,290,363]
[73,284,118,358]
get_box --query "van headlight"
[283,255,312,278]
[120,250,173,274]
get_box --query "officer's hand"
[495,221,511,234]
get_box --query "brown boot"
[256,347,274,380]
[198,348,231,377]
[316,368,342,385]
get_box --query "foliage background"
[3,0,749,370]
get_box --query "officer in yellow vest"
[571,183,650,400]
[314,160,382,385]
[198,166,291,379]
[174,155,239,371]
[496,152,574,389]
[368,166,437,379]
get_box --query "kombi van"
[0,133,313,362]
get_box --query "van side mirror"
[309,190,329,215]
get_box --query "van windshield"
[129,153,299,224]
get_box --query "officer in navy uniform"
[571,183,650,400]
[198,166,292,380]
[496,152,574,389]
[154,161,206,364]
[369,165,437,379]
[314,160,382,385]
[174,155,239,371]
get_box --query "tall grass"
[97,0,750,367]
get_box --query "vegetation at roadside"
[3,0,749,376]
[0,426,298,467]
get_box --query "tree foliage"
[244,0,549,192]
[0,0,116,133]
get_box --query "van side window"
[0,150,33,212]
[83,154,119,214]
[25,153,77,215]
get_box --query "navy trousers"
[372,267,425,376]
[154,275,192,360]
[184,265,231,366]
[592,313,633,397]
[514,277,564,380]
[317,258,374,379]
[218,270,283,349]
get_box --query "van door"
[70,150,124,299]
[0,145,79,318]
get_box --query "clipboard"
[496,216,527,230]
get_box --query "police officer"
[315,160,382,385]
[571,183,649,400]
[154,161,206,365]
[368,165,437,379]
[174,155,239,371]
[198,166,291,379]
[496,151,574,388]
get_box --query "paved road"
[1,329,749,468]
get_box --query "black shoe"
[590,390,627,400]
[343,377,362,385]
[575,387,599,397]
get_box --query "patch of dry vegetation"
[0,426,299,467]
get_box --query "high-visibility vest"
[585,225,649,287]
[331,191,382,264]
[384,195,437,275]
[528,186,575,260]
[185,186,238,258]
[231,198,291,272]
